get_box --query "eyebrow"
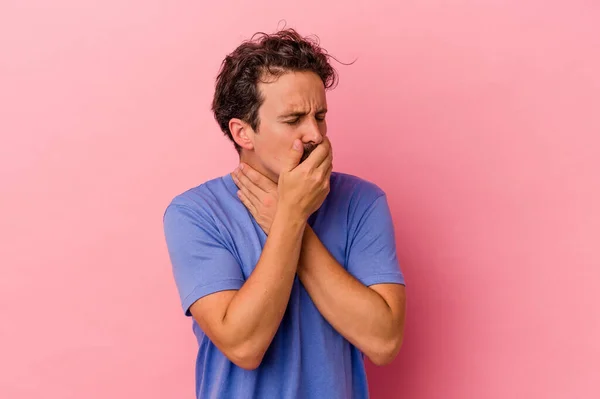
[278,108,328,120]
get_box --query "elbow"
[227,342,267,371]
[368,334,404,366]
[231,354,263,371]
[369,352,397,367]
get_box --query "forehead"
[258,71,327,113]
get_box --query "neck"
[239,152,278,184]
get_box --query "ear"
[229,118,255,151]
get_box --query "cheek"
[254,127,290,163]
[256,129,287,153]
[270,136,293,163]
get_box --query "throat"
[239,154,279,184]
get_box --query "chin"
[263,164,281,182]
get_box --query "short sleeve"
[346,194,405,287]
[163,203,245,316]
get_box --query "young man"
[163,28,407,399]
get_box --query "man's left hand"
[232,164,279,235]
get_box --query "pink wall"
[1,1,598,398]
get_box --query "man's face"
[245,70,328,180]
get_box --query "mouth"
[300,143,318,163]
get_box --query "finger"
[320,154,333,179]
[237,190,258,215]
[235,167,262,197]
[283,139,303,172]
[303,137,331,170]
[232,171,262,205]
[316,142,333,172]
[239,163,275,193]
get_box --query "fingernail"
[239,163,244,170]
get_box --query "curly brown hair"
[211,28,339,153]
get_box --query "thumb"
[283,139,303,172]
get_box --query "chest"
[225,207,349,280]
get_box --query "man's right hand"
[277,137,333,221]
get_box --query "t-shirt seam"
[359,272,405,286]
[164,203,203,224]
[167,203,232,251]
[350,193,387,244]
[360,272,403,279]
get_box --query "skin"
[190,70,406,370]
[230,70,329,182]
[233,159,407,366]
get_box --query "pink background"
[1,1,599,398]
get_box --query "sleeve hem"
[182,279,245,316]
[357,272,405,287]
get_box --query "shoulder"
[163,174,234,224]
[326,172,394,231]
[330,171,386,206]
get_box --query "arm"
[166,138,331,370]
[189,207,305,370]
[230,144,406,364]
[297,226,406,366]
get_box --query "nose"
[303,119,324,145]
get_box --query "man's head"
[211,28,338,181]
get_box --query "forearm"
[297,226,404,364]
[222,207,305,361]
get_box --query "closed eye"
[285,119,301,125]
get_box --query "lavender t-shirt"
[163,171,405,399]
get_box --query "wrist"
[276,202,307,225]
[273,205,306,233]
